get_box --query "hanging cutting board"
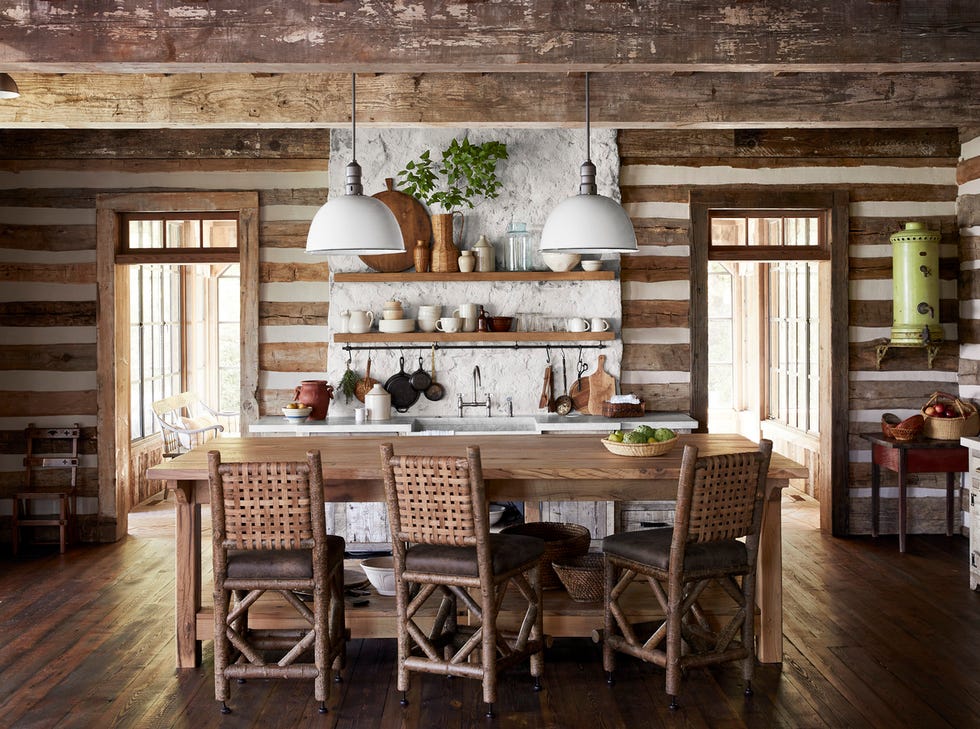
[570,361,591,414]
[586,354,617,415]
[358,178,431,273]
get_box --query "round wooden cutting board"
[359,178,431,272]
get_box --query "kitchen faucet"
[458,365,492,416]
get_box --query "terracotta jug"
[294,380,334,420]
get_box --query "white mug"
[462,316,478,333]
[347,310,375,333]
[590,318,610,332]
[353,407,366,424]
[418,316,439,333]
[454,303,480,320]
[436,317,461,333]
[567,317,591,333]
[417,304,441,319]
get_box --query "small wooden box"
[601,400,645,418]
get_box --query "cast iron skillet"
[385,356,420,412]
[409,354,432,391]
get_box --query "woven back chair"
[601,440,773,709]
[380,443,547,719]
[208,449,346,715]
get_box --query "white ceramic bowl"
[361,556,396,596]
[489,504,506,526]
[542,252,581,273]
[282,405,312,421]
[378,318,416,334]
[581,260,603,272]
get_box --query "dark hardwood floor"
[1,492,978,728]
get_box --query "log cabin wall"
[0,129,330,541]
[617,128,962,535]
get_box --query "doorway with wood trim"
[690,189,850,534]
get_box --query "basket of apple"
[920,391,980,440]
[602,426,677,456]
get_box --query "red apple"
[924,405,936,416]
[933,403,946,415]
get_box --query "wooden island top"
[146,432,806,669]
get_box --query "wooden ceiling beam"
[0,72,976,129]
[1,1,978,73]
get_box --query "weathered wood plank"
[848,216,959,247]
[2,72,979,128]
[0,188,327,209]
[625,184,957,204]
[848,256,959,281]
[847,378,959,408]
[258,302,329,327]
[0,129,330,160]
[257,342,328,373]
[618,128,962,160]
[0,344,96,371]
[0,391,97,417]
[622,343,691,371]
[849,299,957,327]
[958,319,980,347]
[620,255,689,283]
[0,263,96,285]
[3,2,978,71]
[0,225,95,252]
[621,301,689,329]
[957,155,980,185]
[0,301,97,327]
[959,195,980,228]
[259,221,309,249]
[258,261,330,284]
[633,225,690,247]
[622,383,691,412]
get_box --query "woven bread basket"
[601,436,677,457]
[881,413,924,442]
[552,553,604,602]
[920,391,980,440]
[500,522,591,590]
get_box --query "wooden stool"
[12,424,80,554]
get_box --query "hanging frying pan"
[385,356,420,412]
[409,354,432,391]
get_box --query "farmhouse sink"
[408,417,538,435]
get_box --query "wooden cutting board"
[586,354,616,415]
[358,178,431,272]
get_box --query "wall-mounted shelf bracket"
[875,341,941,370]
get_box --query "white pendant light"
[306,74,403,255]
[0,73,20,99]
[540,73,637,254]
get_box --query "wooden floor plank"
[1,491,977,728]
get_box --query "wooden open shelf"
[333,271,615,283]
[196,580,747,641]
[334,331,616,344]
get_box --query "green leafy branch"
[397,138,508,213]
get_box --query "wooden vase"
[413,239,431,273]
[430,212,460,273]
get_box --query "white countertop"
[249,412,698,436]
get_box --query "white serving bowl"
[282,405,312,421]
[489,504,506,526]
[542,252,581,273]
[361,556,396,596]
[378,318,416,334]
[581,260,603,272]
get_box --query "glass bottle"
[506,222,532,272]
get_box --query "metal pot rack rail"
[340,343,607,352]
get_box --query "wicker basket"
[601,400,645,418]
[881,413,924,441]
[552,553,604,602]
[920,391,980,440]
[500,521,591,590]
[601,436,677,457]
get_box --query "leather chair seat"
[603,527,747,573]
[227,534,345,579]
[405,534,545,577]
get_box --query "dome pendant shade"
[0,73,20,99]
[540,188,637,253]
[306,193,404,255]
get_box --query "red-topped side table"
[860,432,967,553]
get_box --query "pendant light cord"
[351,72,357,163]
[585,72,591,164]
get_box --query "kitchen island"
[146,433,806,669]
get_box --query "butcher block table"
[146,433,806,669]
